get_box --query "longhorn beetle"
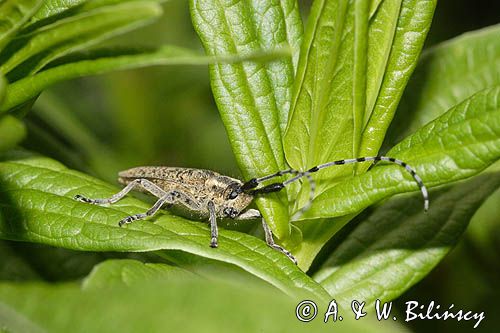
[75,156,428,264]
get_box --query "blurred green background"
[12,0,500,332]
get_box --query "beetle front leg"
[261,219,297,265]
[237,209,297,265]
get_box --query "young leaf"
[388,24,500,144]
[358,0,436,158]
[304,86,500,218]
[29,0,86,22]
[314,170,500,305]
[0,152,329,300]
[284,0,368,187]
[364,0,402,127]
[28,0,164,23]
[190,0,303,239]
[284,0,436,190]
[0,0,43,50]
[0,1,163,77]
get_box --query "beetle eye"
[225,184,241,200]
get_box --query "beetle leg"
[74,178,167,205]
[117,189,200,227]
[236,209,297,265]
[118,192,175,226]
[261,218,297,265]
[207,201,218,248]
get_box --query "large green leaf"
[0,0,43,50]
[0,278,403,333]
[190,0,303,239]
[388,24,500,145]
[314,169,500,305]
[0,1,163,78]
[0,46,289,113]
[0,152,328,300]
[305,87,500,218]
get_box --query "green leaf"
[305,86,500,218]
[29,0,161,23]
[388,24,500,145]
[0,279,398,333]
[284,0,367,187]
[0,152,329,300]
[0,1,163,77]
[364,0,402,128]
[82,259,197,289]
[190,0,303,239]
[293,85,500,270]
[358,0,436,158]
[0,116,26,152]
[0,0,43,50]
[284,0,436,190]
[29,0,87,22]
[0,46,289,113]
[313,170,500,305]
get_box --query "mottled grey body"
[118,167,254,220]
[75,165,297,264]
[74,155,429,267]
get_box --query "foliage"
[0,1,499,331]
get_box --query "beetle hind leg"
[74,178,167,205]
